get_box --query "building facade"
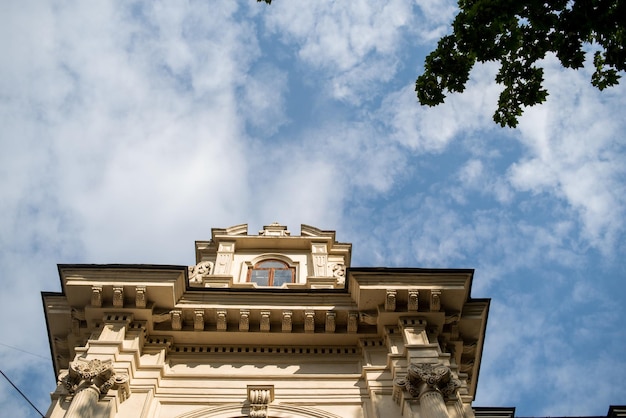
[41,223,499,417]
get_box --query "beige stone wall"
[42,224,488,418]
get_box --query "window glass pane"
[250,270,270,286]
[257,260,287,268]
[273,269,293,286]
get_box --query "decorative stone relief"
[282,311,292,332]
[194,310,204,331]
[394,363,461,399]
[331,263,346,285]
[188,261,214,284]
[385,290,397,312]
[260,311,271,332]
[430,290,441,312]
[311,243,328,277]
[325,312,336,333]
[215,242,235,275]
[408,289,419,311]
[59,359,129,400]
[171,310,183,331]
[247,386,273,418]
[112,286,124,308]
[347,312,358,333]
[240,310,250,332]
[91,286,102,307]
[135,286,146,308]
[304,311,315,333]
[217,310,227,331]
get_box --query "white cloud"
[510,56,626,252]
[1,1,625,416]
[380,62,504,153]
[262,0,420,101]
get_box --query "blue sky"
[1,0,625,416]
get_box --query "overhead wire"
[0,341,50,416]
[0,369,45,417]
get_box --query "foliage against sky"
[416,0,626,127]
[1,1,625,416]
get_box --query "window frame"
[247,259,296,287]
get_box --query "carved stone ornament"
[394,363,461,399]
[171,310,183,331]
[347,312,358,333]
[91,286,102,307]
[304,311,315,333]
[408,289,419,311]
[385,290,397,312]
[260,311,271,332]
[113,286,124,308]
[135,286,146,308]
[430,290,441,312]
[188,261,214,283]
[248,387,272,418]
[332,263,346,285]
[59,359,129,400]
[240,310,250,332]
[282,311,292,332]
[325,312,336,333]
[194,310,205,331]
[217,310,227,331]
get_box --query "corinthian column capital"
[59,359,129,400]
[395,363,461,399]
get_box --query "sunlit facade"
[41,223,623,417]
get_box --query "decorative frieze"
[112,286,124,308]
[194,310,205,331]
[260,311,271,332]
[385,290,397,311]
[325,312,336,333]
[282,311,292,332]
[91,286,102,307]
[430,290,441,312]
[217,310,227,331]
[304,311,315,333]
[171,310,183,331]
[408,289,419,311]
[240,309,250,332]
[135,286,146,308]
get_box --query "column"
[395,363,460,418]
[59,359,116,418]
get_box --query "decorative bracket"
[247,385,274,418]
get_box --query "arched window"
[248,259,295,287]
